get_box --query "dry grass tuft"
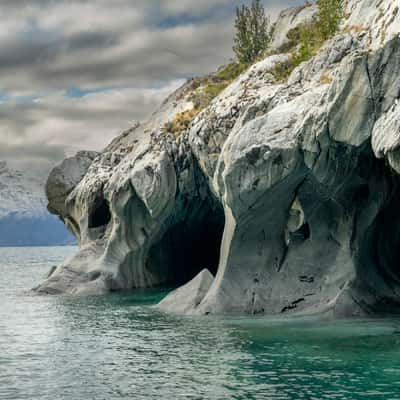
[320,73,333,84]
[162,108,201,137]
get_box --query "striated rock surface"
[38,0,400,318]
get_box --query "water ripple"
[1,247,400,399]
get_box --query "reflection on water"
[1,246,400,400]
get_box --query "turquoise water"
[1,247,400,399]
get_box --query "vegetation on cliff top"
[162,62,248,136]
[163,0,343,136]
[162,62,247,136]
[162,0,270,137]
[272,0,343,81]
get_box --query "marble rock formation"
[37,0,400,318]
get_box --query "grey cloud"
[0,0,297,91]
[0,81,183,158]
[0,140,67,178]
[0,142,66,162]
[0,0,298,173]
[66,31,119,51]
[0,31,119,72]
[0,38,57,69]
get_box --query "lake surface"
[1,246,400,399]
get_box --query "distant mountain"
[0,161,75,246]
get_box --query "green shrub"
[165,62,248,136]
[188,62,248,110]
[270,59,297,82]
[216,62,248,81]
[233,0,272,64]
[203,82,229,100]
[190,82,230,110]
[317,0,343,40]
[280,26,302,53]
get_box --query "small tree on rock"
[233,0,271,64]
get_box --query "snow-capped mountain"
[0,161,48,219]
[0,161,75,246]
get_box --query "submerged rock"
[39,0,400,318]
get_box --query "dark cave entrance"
[291,222,311,242]
[147,199,225,286]
[88,196,111,229]
[355,155,400,312]
[368,192,400,287]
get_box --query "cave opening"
[147,199,225,287]
[369,195,400,287]
[88,196,111,229]
[355,164,400,313]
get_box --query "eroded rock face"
[46,151,98,234]
[38,0,400,318]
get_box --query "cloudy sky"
[0,0,299,175]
